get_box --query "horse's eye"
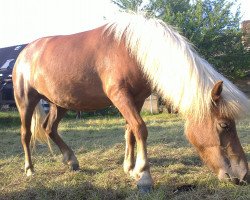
[219,122,229,129]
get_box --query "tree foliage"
[112,0,250,79]
[112,0,144,11]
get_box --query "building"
[0,44,27,106]
[142,94,159,114]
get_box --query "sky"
[0,0,119,47]
[0,0,249,48]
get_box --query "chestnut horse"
[13,13,249,191]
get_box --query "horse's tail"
[31,102,52,151]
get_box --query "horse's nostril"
[231,177,240,185]
[225,173,240,185]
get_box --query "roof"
[0,44,27,78]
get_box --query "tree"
[112,0,250,79]
[112,0,144,12]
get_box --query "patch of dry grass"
[0,111,249,199]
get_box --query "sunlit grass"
[0,111,249,199]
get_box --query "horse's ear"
[211,81,223,103]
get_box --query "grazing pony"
[13,13,249,191]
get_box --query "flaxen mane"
[104,13,249,121]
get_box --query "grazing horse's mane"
[104,13,249,121]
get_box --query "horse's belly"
[42,85,112,111]
[68,94,112,111]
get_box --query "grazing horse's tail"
[30,102,52,151]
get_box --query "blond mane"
[104,13,249,121]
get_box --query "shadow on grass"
[1,120,249,160]
[0,123,187,161]
[149,154,202,168]
[1,175,249,200]
[0,181,132,200]
[0,112,20,128]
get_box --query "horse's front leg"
[124,100,145,175]
[129,121,153,193]
[123,123,136,174]
[108,89,153,192]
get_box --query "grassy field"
[0,110,249,200]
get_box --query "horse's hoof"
[137,184,153,194]
[70,163,80,171]
[26,168,34,176]
[136,171,153,194]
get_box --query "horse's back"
[13,26,150,111]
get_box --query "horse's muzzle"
[218,161,249,185]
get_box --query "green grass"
[0,111,249,199]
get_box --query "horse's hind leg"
[14,89,40,176]
[43,104,79,170]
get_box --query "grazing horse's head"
[185,81,249,184]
